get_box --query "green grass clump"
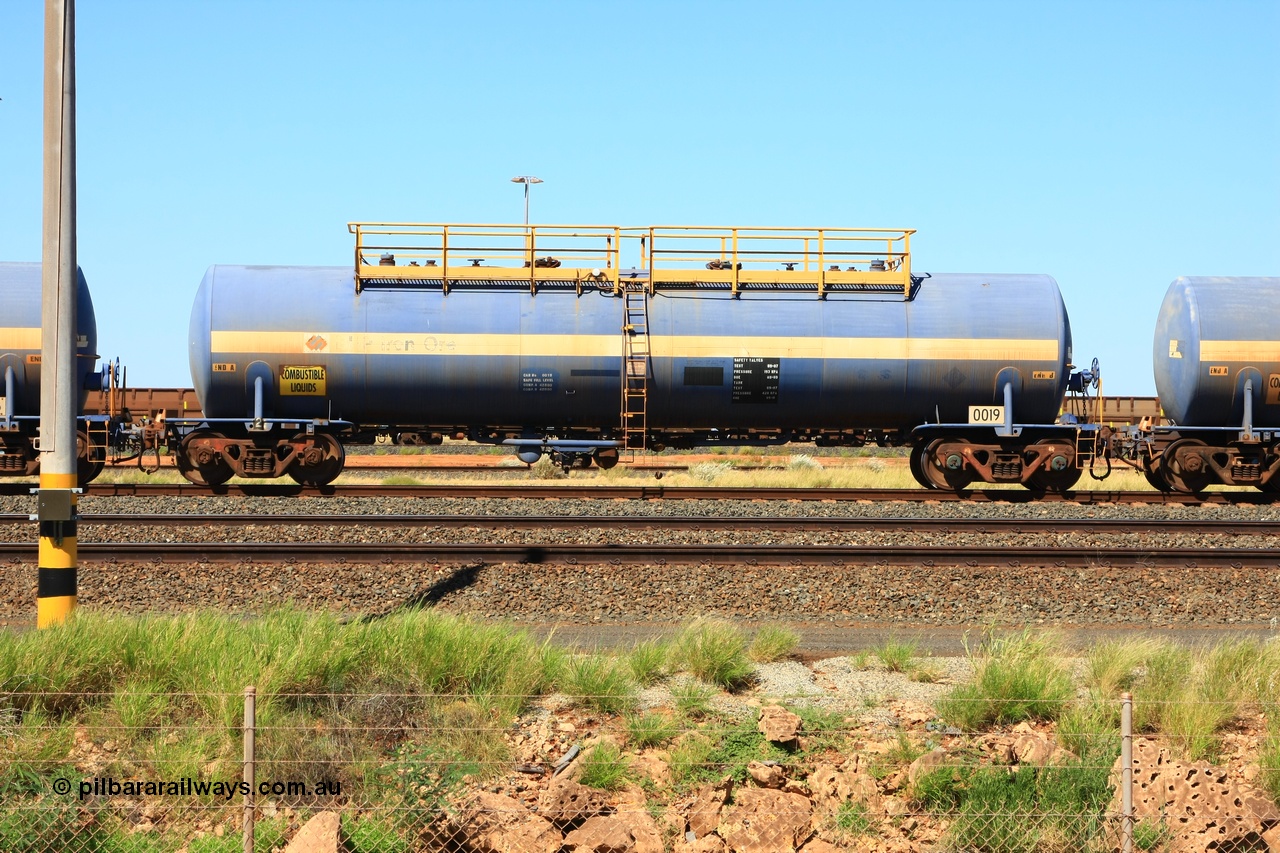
[832,799,875,837]
[626,638,670,685]
[626,712,679,749]
[342,814,413,853]
[669,619,753,690]
[670,679,716,719]
[560,656,637,715]
[914,760,1112,853]
[1123,637,1276,762]
[937,631,1073,730]
[577,741,635,791]
[748,624,799,663]
[668,733,716,791]
[874,636,920,673]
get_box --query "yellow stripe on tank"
[211,331,1059,362]
[0,327,42,349]
[1199,341,1280,363]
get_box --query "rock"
[806,763,880,813]
[1005,733,1073,767]
[673,836,726,853]
[688,779,732,838]
[798,840,841,853]
[758,706,803,745]
[907,747,948,785]
[283,810,339,853]
[538,778,612,828]
[452,792,562,853]
[1108,737,1280,852]
[564,815,637,852]
[717,787,812,852]
[1261,822,1280,853]
[747,761,786,789]
[612,805,664,853]
[882,796,910,818]
[631,750,672,788]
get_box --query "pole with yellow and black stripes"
[38,0,78,628]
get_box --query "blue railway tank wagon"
[182,223,1087,490]
[1143,276,1280,492]
[0,262,103,482]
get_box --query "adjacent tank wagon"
[1140,276,1280,492]
[0,261,104,481]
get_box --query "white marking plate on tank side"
[0,398,5,419]
[969,405,1005,424]
[209,331,1059,362]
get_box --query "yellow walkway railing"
[349,223,916,297]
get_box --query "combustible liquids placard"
[1269,374,1280,406]
[280,365,327,396]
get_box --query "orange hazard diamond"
[306,335,328,351]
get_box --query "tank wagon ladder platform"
[621,281,650,454]
[348,223,918,298]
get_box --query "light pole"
[510,175,543,225]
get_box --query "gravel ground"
[1,495,1278,636]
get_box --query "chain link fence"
[1,686,1277,852]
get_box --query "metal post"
[243,686,256,853]
[4,366,13,428]
[37,0,79,629]
[1242,378,1254,439]
[1121,691,1133,853]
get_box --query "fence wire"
[0,689,1275,852]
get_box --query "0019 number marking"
[969,405,1005,424]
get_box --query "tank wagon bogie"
[174,223,1105,491]
[0,262,105,484]
[1128,276,1280,493]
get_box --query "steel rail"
[1,483,1273,504]
[0,541,1274,567]
[2,514,1277,536]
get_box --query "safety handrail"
[349,223,916,297]
[349,223,623,295]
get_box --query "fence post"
[1121,691,1133,853]
[243,685,256,853]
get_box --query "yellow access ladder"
[621,283,650,455]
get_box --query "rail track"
[0,539,1275,568]
[3,513,1278,536]
[2,482,1274,504]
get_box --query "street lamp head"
[510,175,543,185]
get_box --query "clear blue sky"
[1,0,1277,394]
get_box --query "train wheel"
[1026,439,1081,493]
[1158,438,1213,494]
[920,438,974,491]
[177,430,234,487]
[909,443,936,489]
[287,433,345,486]
[76,431,105,486]
[594,448,620,470]
[1143,464,1171,492]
